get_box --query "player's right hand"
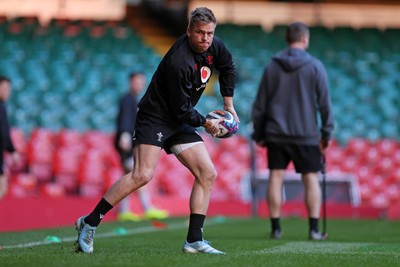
[319,139,329,154]
[204,118,222,137]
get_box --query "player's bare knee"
[198,166,217,185]
[130,170,154,187]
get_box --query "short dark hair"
[188,7,216,28]
[129,72,143,80]
[286,22,309,44]
[0,75,10,84]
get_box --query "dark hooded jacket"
[251,48,334,145]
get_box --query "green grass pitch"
[1,217,400,267]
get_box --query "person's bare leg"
[302,172,321,219]
[104,144,161,206]
[267,169,285,238]
[176,143,216,214]
[76,144,161,253]
[302,172,323,239]
[0,175,8,199]
[117,157,141,222]
[177,143,224,254]
[268,170,285,218]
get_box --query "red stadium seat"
[9,173,38,198]
[361,147,379,165]
[326,146,345,165]
[29,162,53,183]
[56,129,82,147]
[27,130,56,182]
[345,138,371,157]
[29,128,55,144]
[79,184,105,198]
[385,184,400,203]
[368,174,385,193]
[339,155,360,173]
[53,146,83,175]
[392,167,400,184]
[41,182,66,197]
[53,146,83,193]
[359,184,372,202]
[375,139,398,157]
[370,193,389,209]
[393,148,400,167]
[78,149,105,186]
[356,166,371,184]
[83,130,114,151]
[374,157,395,175]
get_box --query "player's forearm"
[223,96,234,110]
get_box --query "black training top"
[114,92,139,149]
[0,100,15,153]
[138,34,236,128]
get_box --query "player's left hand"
[224,106,240,124]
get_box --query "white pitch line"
[1,221,188,250]
[1,219,228,250]
[248,241,400,256]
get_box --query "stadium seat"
[345,138,371,157]
[41,182,66,198]
[53,146,82,193]
[78,149,105,186]
[370,193,390,209]
[56,128,82,147]
[359,183,372,202]
[375,139,398,157]
[385,184,400,203]
[9,173,38,198]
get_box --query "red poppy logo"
[200,66,211,83]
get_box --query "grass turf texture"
[1,217,400,267]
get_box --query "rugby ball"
[206,110,239,138]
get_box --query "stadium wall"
[0,0,126,25]
[188,0,400,30]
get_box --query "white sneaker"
[75,216,97,253]
[182,239,225,254]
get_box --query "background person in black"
[76,7,239,254]
[251,22,334,240]
[0,76,19,199]
[114,72,168,222]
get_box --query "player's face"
[129,74,145,95]
[0,81,11,101]
[187,21,216,53]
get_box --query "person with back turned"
[251,22,334,240]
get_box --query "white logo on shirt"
[200,66,211,83]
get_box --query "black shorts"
[266,142,322,173]
[133,111,203,154]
